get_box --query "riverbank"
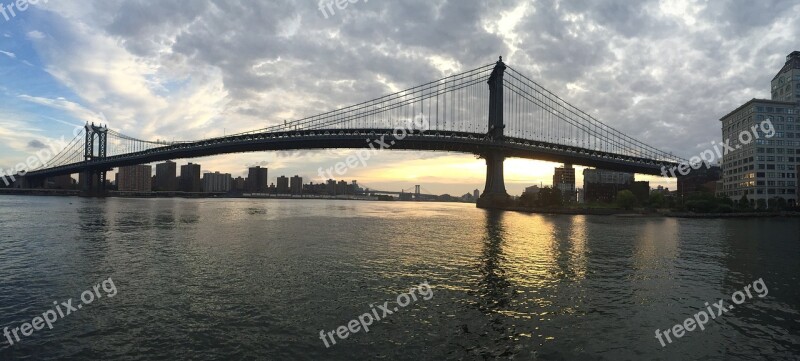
[0,188,79,196]
[0,189,476,204]
[504,206,800,218]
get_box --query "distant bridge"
[359,185,438,200]
[16,58,685,208]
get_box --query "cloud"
[27,139,47,149]
[18,95,106,125]
[0,115,68,168]
[27,30,45,40]
[0,50,16,58]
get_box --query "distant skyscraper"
[247,166,268,193]
[276,176,289,194]
[473,189,480,199]
[155,161,178,191]
[202,172,232,193]
[180,163,201,192]
[118,165,152,192]
[290,176,303,195]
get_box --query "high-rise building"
[719,99,797,206]
[553,163,576,202]
[473,189,480,199]
[232,176,246,192]
[716,51,800,208]
[155,161,178,191]
[118,165,152,192]
[180,163,202,192]
[202,172,232,193]
[276,176,289,194]
[771,51,800,104]
[326,179,336,195]
[336,180,348,195]
[583,168,635,203]
[304,182,327,195]
[290,176,303,195]
[247,166,268,193]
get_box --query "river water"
[0,196,798,360]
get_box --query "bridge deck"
[26,128,679,179]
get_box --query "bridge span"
[15,58,685,208]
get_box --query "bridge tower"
[477,57,511,209]
[80,123,109,197]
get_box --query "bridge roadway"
[26,128,678,180]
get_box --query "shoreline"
[502,206,800,218]
[0,189,476,204]
[2,190,797,217]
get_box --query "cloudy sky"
[0,0,798,195]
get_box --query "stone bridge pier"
[477,58,511,209]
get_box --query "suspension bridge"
[13,58,685,208]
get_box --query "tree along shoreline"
[503,206,800,218]
[512,186,799,217]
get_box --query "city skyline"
[118,160,473,196]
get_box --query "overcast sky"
[0,0,798,195]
